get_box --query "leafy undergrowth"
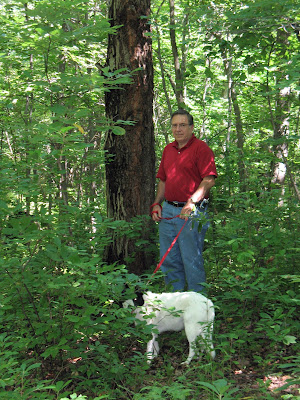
[2,329,298,400]
[111,326,299,400]
[0,262,299,400]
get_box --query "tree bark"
[221,42,246,192]
[105,0,156,274]
[169,0,185,107]
[270,29,291,202]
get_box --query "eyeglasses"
[171,123,190,129]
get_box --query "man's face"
[171,114,194,148]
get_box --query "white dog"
[124,291,215,365]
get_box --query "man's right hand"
[151,205,162,222]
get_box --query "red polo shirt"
[156,135,217,202]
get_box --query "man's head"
[171,109,194,125]
[171,109,194,148]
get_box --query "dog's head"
[123,289,144,308]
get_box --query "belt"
[166,200,185,207]
[166,199,209,208]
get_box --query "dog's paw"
[180,360,190,366]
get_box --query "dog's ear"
[133,291,144,307]
[123,299,134,308]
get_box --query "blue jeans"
[159,201,210,292]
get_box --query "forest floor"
[120,332,299,399]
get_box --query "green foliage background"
[0,0,299,399]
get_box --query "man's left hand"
[180,203,195,220]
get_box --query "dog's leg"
[181,343,196,365]
[146,333,160,364]
[199,322,215,360]
[182,323,199,365]
[182,321,215,365]
[207,325,216,360]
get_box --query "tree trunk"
[105,0,156,274]
[270,29,291,202]
[154,22,173,119]
[200,57,211,140]
[221,43,246,192]
[272,86,290,185]
[169,0,185,107]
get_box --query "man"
[151,109,217,292]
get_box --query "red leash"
[151,216,187,277]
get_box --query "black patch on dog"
[116,284,145,308]
[133,291,144,307]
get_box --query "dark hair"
[171,109,194,125]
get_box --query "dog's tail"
[206,299,216,359]
[207,299,215,323]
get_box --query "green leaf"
[196,381,219,394]
[204,67,214,78]
[66,315,81,323]
[50,104,67,115]
[111,126,126,135]
[283,335,297,345]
